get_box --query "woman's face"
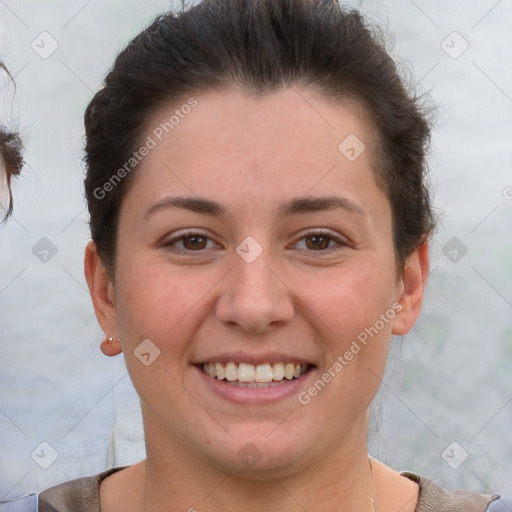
[87,86,427,476]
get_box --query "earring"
[100,336,122,356]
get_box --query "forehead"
[124,86,387,221]
[147,86,374,160]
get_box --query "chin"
[198,423,317,478]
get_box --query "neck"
[139,416,375,512]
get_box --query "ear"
[84,240,122,356]
[391,241,430,336]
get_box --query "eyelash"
[163,229,348,255]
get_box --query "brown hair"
[84,0,435,274]
[0,61,23,222]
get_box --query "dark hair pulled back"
[84,0,435,274]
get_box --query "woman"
[37,0,510,510]
[0,61,23,222]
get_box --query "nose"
[214,251,295,334]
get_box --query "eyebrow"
[144,194,366,219]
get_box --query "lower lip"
[194,365,315,404]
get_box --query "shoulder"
[37,467,129,512]
[400,471,512,512]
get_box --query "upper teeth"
[202,362,308,382]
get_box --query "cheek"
[113,259,212,404]
[297,260,396,334]
[114,257,224,350]
[293,260,398,400]
[294,265,395,425]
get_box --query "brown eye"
[182,235,208,250]
[292,230,348,254]
[304,235,332,250]
[163,231,219,254]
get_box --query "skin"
[85,86,429,512]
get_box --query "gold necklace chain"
[369,457,376,512]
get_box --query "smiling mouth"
[200,362,312,388]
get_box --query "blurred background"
[0,0,511,500]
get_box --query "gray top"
[34,467,505,512]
